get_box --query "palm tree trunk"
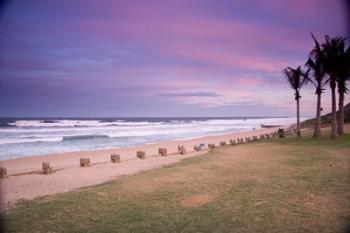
[313,92,321,137]
[337,90,345,135]
[330,79,337,139]
[296,92,301,137]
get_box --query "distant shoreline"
[0,116,296,120]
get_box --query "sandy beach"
[0,127,281,211]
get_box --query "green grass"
[2,129,350,233]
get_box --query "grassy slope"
[302,102,350,128]
[2,129,350,233]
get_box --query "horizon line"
[0,116,308,119]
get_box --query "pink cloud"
[1,0,346,116]
[235,78,262,86]
[70,15,312,75]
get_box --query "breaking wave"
[0,117,307,160]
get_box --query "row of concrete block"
[0,129,295,178]
[0,146,185,178]
[206,128,297,148]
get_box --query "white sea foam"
[0,117,308,160]
[8,120,163,128]
[0,137,63,144]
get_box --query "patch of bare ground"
[181,194,216,207]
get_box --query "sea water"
[0,117,306,160]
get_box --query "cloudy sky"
[0,0,348,117]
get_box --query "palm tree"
[336,45,350,135]
[283,66,308,137]
[305,34,327,137]
[322,35,346,139]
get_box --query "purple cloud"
[159,92,220,97]
[0,0,347,117]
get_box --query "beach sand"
[0,127,281,211]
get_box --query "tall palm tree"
[283,66,308,137]
[322,35,346,139]
[305,34,327,137]
[336,45,350,135]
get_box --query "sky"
[0,0,348,117]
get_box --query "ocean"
[0,117,305,160]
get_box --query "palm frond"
[283,66,308,92]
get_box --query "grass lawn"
[1,129,350,233]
